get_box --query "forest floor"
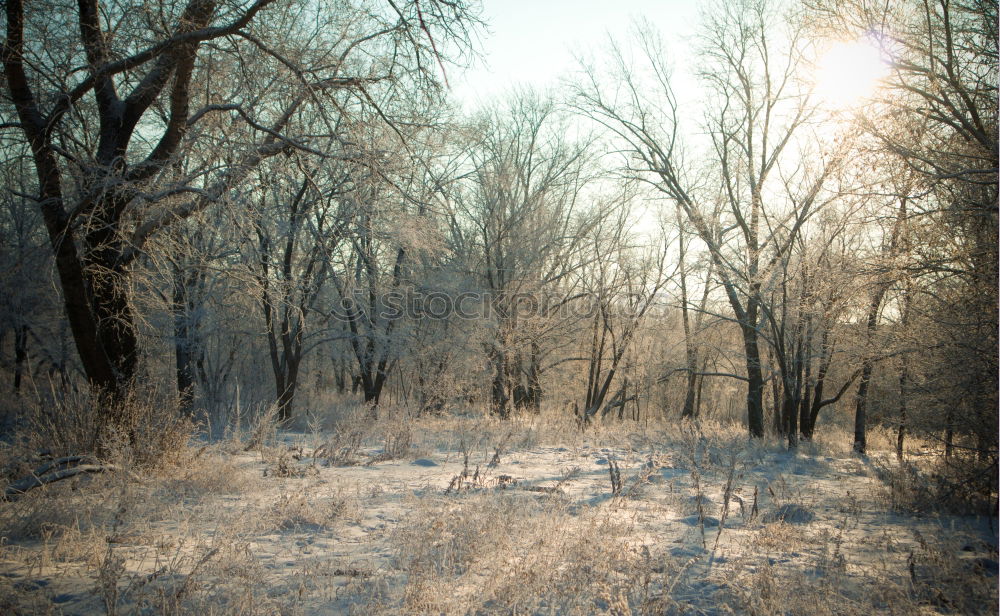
[0,409,996,615]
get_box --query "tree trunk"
[854,198,907,455]
[83,194,141,399]
[742,319,765,438]
[13,325,28,392]
[781,346,802,450]
[694,369,706,419]
[262,308,302,423]
[366,365,389,407]
[853,285,890,455]
[799,382,812,439]
[1,0,216,415]
[172,267,197,415]
[174,326,196,415]
[803,327,833,440]
[334,358,347,394]
[690,258,715,419]
[768,346,783,435]
[799,354,813,441]
[804,382,822,440]
[527,342,542,413]
[681,372,698,420]
[852,363,874,455]
[784,391,799,449]
[584,309,604,412]
[490,350,510,419]
[276,356,300,423]
[896,289,911,461]
[786,317,805,450]
[944,406,955,458]
[676,205,698,419]
[896,361,907,461]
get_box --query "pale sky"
[444,0,884,239]
[450,0,703,110]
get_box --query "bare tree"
[577,198,670,424]
[571,3,838,438]
[674,205,717,419]
[239,155,352,421]
[326,114,452,409]
[0,0,478,430]
[446,92,597,418]
[808,0,997,459]
[0,150,60,391]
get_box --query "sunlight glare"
[814,38,889,109]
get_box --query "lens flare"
[814,38,889,109]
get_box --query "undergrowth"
[0,402,995,615]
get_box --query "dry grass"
[12,386,193,470]
[361,492,662,614]
[870,453,998,516]
[0,403,995,615]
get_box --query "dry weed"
[348,492,677,614]
[265,490,355,532]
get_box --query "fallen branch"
[4,461,120,501]
[32,455,98,477]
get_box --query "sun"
[814,38,889,109]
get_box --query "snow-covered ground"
[1,415,996,614]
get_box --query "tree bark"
[1,0,219,404]
[853,198,907,454]
[172,266,201,415]
[896,288,911,461]
[851,294,881,455]
[803,326,834,440]
[276,356,300,423]
[742,315,766,438]
[676,206,698,419]
[13,325,28,392]
[527,342,542,413]
[490,348,510,418]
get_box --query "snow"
[0,419,995,614]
